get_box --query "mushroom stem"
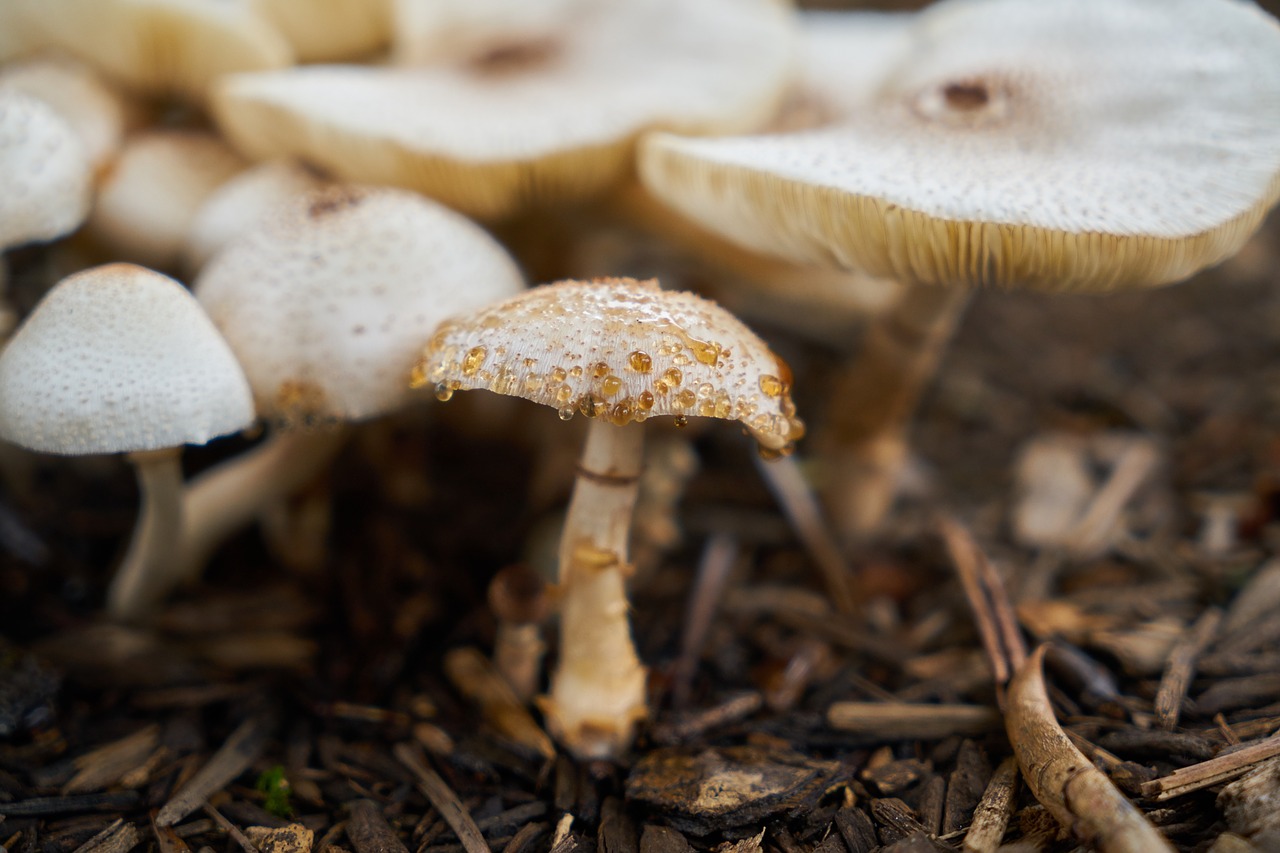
[819,284,971,537]
[541,419,647,759]
[178,426,347,582]
[107,447,184,621]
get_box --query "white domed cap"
[0,90,92,250]
[418,278,804,452]
[641,0,1280,292]
[253,0,390,62]
[0,264,255,456]
[89,130,248,270]
[211,0,794,220]
[10,0,292,101]
[183,159,326,273]
[0,55,129,175]
[195,185,525,425]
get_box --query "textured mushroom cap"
[0,55,128,174]
[211,0,795,220]
[417,278,803,451]
[184,159,326,273]
[0,264,254,456]
[253,0,390,62]
[393,0,588,65]
[9,0,292,101]
[0,90,92,250]
[640,0,1280,292]
[195,185,525,425]
[89,130,248,270]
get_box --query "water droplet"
[638,391,654,410]
[569,365,583,378]
[523,357,537,368]
[662,368,682,387]
[556,385,572,403]
[714,397,731,418]
[759,374,784,397]
[697,399,715,417]
[434,383,453,402]
[610,401,633,424]
[674,415,689,428]
[550,366,567,383]
[653,380,669,395]
[579,395,602,418]
[688,337,721,366]
[462,346,487,376]
[674,389,696,409]
[592,361,610,379]
[558,406,575,421]
[672,353,692,367]
[696,383,714,399]
[628,351,653,373]
[602,375,623,396]
[409,363,428,388]
[524,375,543,392]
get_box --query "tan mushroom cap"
[8,0,292,100]
[89,129,248,270]
[0,90,92,250]
[392,0,589,65]
[416,278,803,451]
[196,185,525,425]
[253,0,391,62]
[211,0,795,220]
[640,0,1280,293]
[0,263,254,456]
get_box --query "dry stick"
[753,453,856,613]
[820,285,972,537]
[72,818,141,853]
[826,702,1002,741]
[1140,736,1280,801]
[1155,608,1223,731]
[1007,645,1175,853]
[1067,438,1160,557]
[670,533,739,708]
[961,757,1019,853]
[940,516,1026,703]
[346,799,410,853]
[155,714,273,826]
[442,647,555,760]
[202,803,258,853]
[393,742,489,853]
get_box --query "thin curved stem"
[540,419,646,759]
[819,284,972,537]
[107,447,184,622]
[178,426,347,584]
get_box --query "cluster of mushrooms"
[1,0,1278,760]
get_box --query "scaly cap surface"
[0,90,92,250]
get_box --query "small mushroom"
[0,263,254,620]
[487,563,552,704]
[392,0,589,65]
[0,89,92,252]
[416,277,802,758]
[185,184,524,580]
[211,0,794,219]
[639,0,1280,535]
[253,0,391,62]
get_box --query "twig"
[155,714,274,827]
[72,818,141,853]
[1140,736,1280,801]
[1007,645,1174,852]
[202,803,258,853]
[1067,437,1159,557]
[961,757,1018,853]
[393,742,490,853]
[1155,608,1222,730]
[826,702,1001,740]
[671,534,739,708]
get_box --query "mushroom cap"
[0,55,129,174]
[10,0,292,100]
[639,0,1280,292]
[0,263,254,456]
[0,90,92,250]
[195,185,525,425]
[253,0,390,62]
[392,0,589,65]
[183,159,326,274]
[211,0,795,220]
[88,129,248,270]
[417,278,803,452]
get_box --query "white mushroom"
[417,277,802,758]
[253,0,391,62]
[0,263,254,620]
[0,90,92,251]
[186,184,525,579]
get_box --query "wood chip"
[638,826,692,853]
[71,819,141,853]
[244,825,314,853]
[944,741,991,836]
[961,757,1017,853]
[63,726,160,795]
[1217,756,1280,843]
[345,800,408,853]
[1006,646,1174,852]
[827,703,1001,741]
[392,743,488,853]
[1142,736,1280,801]
[155,714,274,827]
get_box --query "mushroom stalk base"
[107,448,184,622]
[541,419,647,759]
[820,284,971,537]
[179,426,347,583]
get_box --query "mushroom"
[638,0,1280,535]
[252,0,391,62]
[0,263,254,620]
[210,0,794,219]
[88,129,249,271]
[415,277,802,758]
[487,563,552,704]
[5,0,292,101]
[392,0,590,65]
[0,89,92,252]
[184,184,524,581]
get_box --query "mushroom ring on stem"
[416,277,803,759]
[0,263,254,621]
[638,0,1280,536]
